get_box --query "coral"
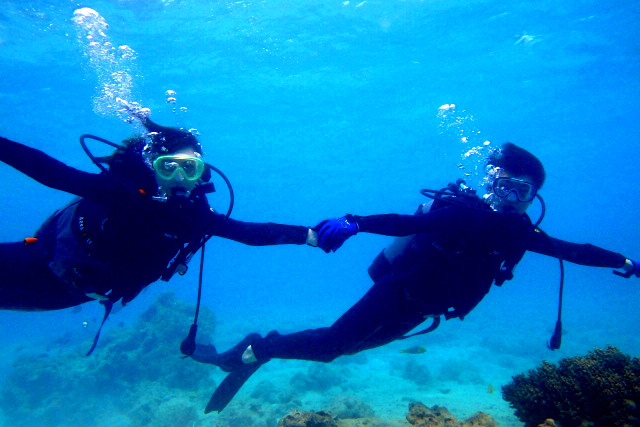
[277,409,338,427]
[502,345,640,427]
[406,402,458,426]
[406,402,497,427]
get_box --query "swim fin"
[204,362,263,413]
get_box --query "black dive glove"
[315,215,359,253]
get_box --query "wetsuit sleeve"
[0,136,126,199]
[527,228,627,268]
[352,206,490,236]
[205,212,309,245]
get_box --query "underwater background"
[0,0,639,425]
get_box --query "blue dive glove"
[614,259,640,278]
[315,215,359,253]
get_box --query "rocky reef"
[502,345,640,427]
[275,403,498,427]
[0,293,502,426]
[0,292,217,426]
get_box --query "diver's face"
[487,169,536,214]
[153,147,203,198]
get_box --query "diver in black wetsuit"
[0,118,318,314]
[188,142,640,413]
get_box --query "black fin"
[205,363,263,413]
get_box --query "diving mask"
[153,155,205,181]
[491,177,537,202]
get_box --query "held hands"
[615,259,640,278]
[313,215,359,253]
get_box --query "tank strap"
[398,316,441,340]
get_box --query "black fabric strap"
[86,300,114,356]
[399,316,441,339]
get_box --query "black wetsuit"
[0,136,309,311]
[243,200,627,363]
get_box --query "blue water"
[1,1,639,425]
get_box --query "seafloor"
[0,293,511,427]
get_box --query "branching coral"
[502,346,640,427]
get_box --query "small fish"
[487,384,494,394]
[399,345,427,354]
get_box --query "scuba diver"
[0,117,318,352]
[185,142,640,413]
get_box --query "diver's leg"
[0,241,88,310]
[191,333,262,371]
[251,274,428,363]
[196,275,428,413]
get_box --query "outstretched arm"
[0,136,127,200]
[205,212,316,246]
[528,228,639,277]
[315,206,499,252]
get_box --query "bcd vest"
[35,198,115,299]
[367,194,530,320]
